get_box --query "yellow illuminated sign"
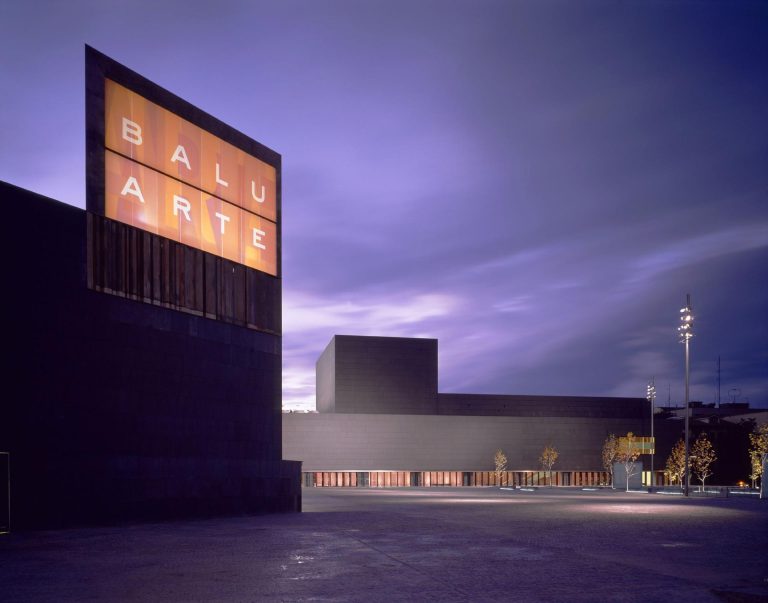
[103,80,278,275]
[618,436,655,455]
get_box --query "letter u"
[251,181,266,204]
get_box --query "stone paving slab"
[1,487,766,602]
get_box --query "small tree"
[616,432,640,491]
[749,451,762,489]
[602,434,618,487]
[494,449,508,486]
[539,445,558,486]
[603,434,619,488]
[691,433,716,491]
[748,424,768,495]
[665,438,687,488]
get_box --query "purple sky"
[2,1,767,410]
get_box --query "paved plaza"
[1,487,766,602]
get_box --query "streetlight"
[646,377,656,488]
[678,294,694,497]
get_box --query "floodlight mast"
[678,294,694,497]
[646,378,656,487]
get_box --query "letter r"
[173,195,192,221]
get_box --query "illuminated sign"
[103,80,278,276]
[618,436,655,455]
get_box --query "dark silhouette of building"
[1,182,300,529]
[1,47,299,529]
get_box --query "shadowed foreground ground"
[1,487,766,602]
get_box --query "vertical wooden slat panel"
[233,263,246,325]
[192,248,204,313]
[151,235,161,304]
[219,260,233,321]
[141,229,152,302]
[204,253,217,318]
[88,216,280,333]
[161,238,171,305]
[170,241,181,307]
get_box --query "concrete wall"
[438,393,647,418]
[283,412,644,472]
[319,335,438,414]
[315,337,336,413]
[614,461,644,490]
[1,183,300,529]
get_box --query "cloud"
[283,291,461,334]
[281,365,316,411]
[627,224,768,287]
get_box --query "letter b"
[122,118,143,145]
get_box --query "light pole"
[678,294,694,497]
[646,378,656,488]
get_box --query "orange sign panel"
[103,79,278,276]
[105,151,277,275]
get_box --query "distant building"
[283,335,650,487]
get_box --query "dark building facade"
[284,335,649,488]
[1,48,299,530]
[1,182,300,529]
[317,335,438,414]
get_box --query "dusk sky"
[2,0,766,410]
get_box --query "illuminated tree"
[539,445,559,486]
[748,424,768,493]
[616,432,641,492]
[665,438,687,488]
[749,452,762,490]
[494,449,508,486]
[602,434,618,487]
[691,433,716,491]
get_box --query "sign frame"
[85,45,281,277]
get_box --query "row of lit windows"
[302,471,616,488]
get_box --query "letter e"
[252,228,266,250]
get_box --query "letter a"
[120,176,145,203]
[122,118,143,145]
[171,145,191,170]
[251,181,265,204]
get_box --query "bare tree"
[691,432,716,491]
[494,449,508,486]
[665,438,687,488]
[602,434,618,487]
[539,445,559,486]
[749,451,762,489]
[616,433,640,492]
[748,423,768,496]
